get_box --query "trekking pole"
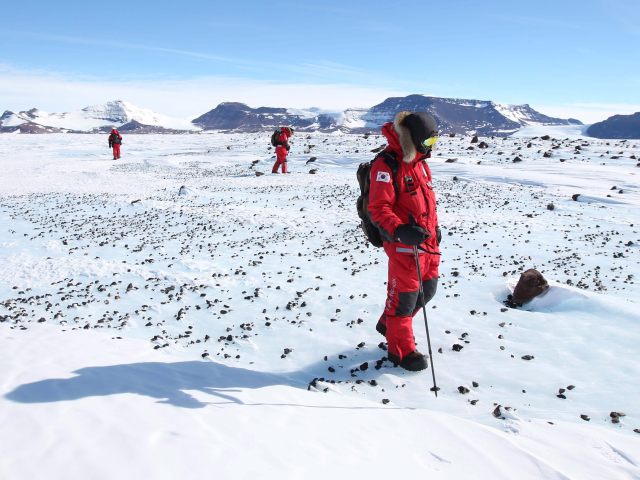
[413,246,439,397]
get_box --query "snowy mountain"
[193,95,581,136]
[0,95,584,136]
[0,100,196,133]
[192,102,339,132]
[586,111,640,139]
[345,95,582,136]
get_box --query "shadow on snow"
[5,351,395,409]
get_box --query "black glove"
[395,224,429,246]
[436,226,442,245]
[285,144,290,152]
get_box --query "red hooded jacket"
[108,129,122,147]
[367,122,439,254]
[276,128,291,149]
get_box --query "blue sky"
[1,0,639,122]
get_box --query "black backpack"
[270,129,281,147]
[356,151,399,247]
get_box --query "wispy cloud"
[2,30,256,67]
[482,13,589,32]
[0,65,409,116]
[0,30,409,87]
[285,3,355,16]
[4,63,631,124]
[597,0,640,35]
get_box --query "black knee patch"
[421,278,438,305]
[396,291,419,316]
[413,278,438,314]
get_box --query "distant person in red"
[108,128,122,160]
[271,127,293,173]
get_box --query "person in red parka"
[271,127,293,173]
[368,111,441,371]
[108,128,123,160]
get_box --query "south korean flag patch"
[376,171,391,183]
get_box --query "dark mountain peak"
[343,94,581,136]
[587,112,640,139]
[0,110,16,122]
[216,102,252,110]
[192,102,338,132]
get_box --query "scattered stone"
[511,269,549,304]
[580,414,590,421]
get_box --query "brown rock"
[512,269,549,304]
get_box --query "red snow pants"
[379,243,439,360]
[272,146,288,173]
[112,144,121,160]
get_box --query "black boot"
[387,350,428,372]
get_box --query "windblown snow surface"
[1,128,639,480]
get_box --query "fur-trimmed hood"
[381,111,431,164]
[393,111,421,163]
[381,111,437,164]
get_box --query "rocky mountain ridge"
[11,94,638,138]
[192,95,582,136]
[586,112,640,139]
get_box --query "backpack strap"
[375,151,400,197]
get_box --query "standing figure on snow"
[271,126,293,174]
[368,111,441,371]
[108,128,123,160]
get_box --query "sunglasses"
[422,136,439,149]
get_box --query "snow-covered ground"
[1,129,639,479]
